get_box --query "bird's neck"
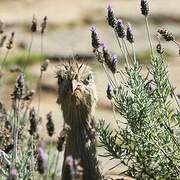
[61,102,101,180]
[62,100,91,126]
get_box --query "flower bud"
[126,23,134,43]
[8,167,17,180]
[107,5,117,28]
[37,147,45,174]
[141,0,149,16]
[90,26,100,49]
[116,20,125,38]
[106,84,113,100]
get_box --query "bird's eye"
[83,79,89,85]
[82,74,92,85]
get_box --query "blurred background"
[0,0,180,174]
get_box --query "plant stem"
[123,39,134,64]
[145,17,154,57]
[113,73,118,87]
[53,151,60,178]
[31,135,35,180]
[47,139,52,175]
[37,71,43,118]
[12,100,20,163]
[121,39,129,68]
[132,43,137,64]
[114,30,129,67]
[23,33,34,73]
[161,56,180,110]
[41,34,44,57]
[0,50,9,71]
[173,40,180,48]
[102,63,116,88]
[111,101,120,128]
[37,33,45,119]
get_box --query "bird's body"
[56,62,101,180]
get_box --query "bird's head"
[56,62,97,114]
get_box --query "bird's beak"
[71,80,81,94]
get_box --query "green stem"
[31,136,35,180]
[41,34,44,58]
[0,50,9,71]
[114,30,129,66]
[113,73,118,87]
[161,55,180,110]
[37,71,43,118]
[102,63,116,88]
[12,100,20,163]
[121,39,129,67]
[53,151,60,178]
[123,39,133,64]
[132,43,137,64]
[110,101,120,128]
[47,139,52,176]
[145,16,154,57]
[23,33,34,73]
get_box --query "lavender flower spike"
[101,43,111,66]
[37,147,45,174]
[115,20,125,38]
[100,42,107,50]
[110,54,117,74]
[9,167,17,180]
[126,23,134,43]
[141,0,149,16]
[90,26,100,49]
[64,156,76,179]
[107,4,117,28]
[11,73,25,101]
[38,147,45,160]
[106,84,113,100]
[17,73,24,84]
[65,156,75,172]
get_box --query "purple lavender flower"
[112,54,117,66]
[90,26,100,49]
[29,107,37,136]
[17,73,24,84]
[9,167,17,180]
[65,156,74,170]
[110,54,117,74]
[101,43,111,66]
[107,5,117,28]
[65,156,75,178]
[106,84,113,100]
[38,147,45,160]
[115,20,125,38]
[141,0,149,16]
[37,147,45,174]
[46,112,55,137]
[126,23,134,43]
[100,42,108,50]
[11,73,25,100]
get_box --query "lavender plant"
[92,1,180,178]
[0,17,64,180]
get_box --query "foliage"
[97,56,180,178]
[93,1,180,179]
[0,15,63,180]
[6,51,42,67]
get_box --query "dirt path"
[0,0,180,23]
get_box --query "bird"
[56,61,102,180]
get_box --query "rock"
[103,175,134,180]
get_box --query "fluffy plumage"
[56,62,101,180]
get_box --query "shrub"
[92,1,180,179]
